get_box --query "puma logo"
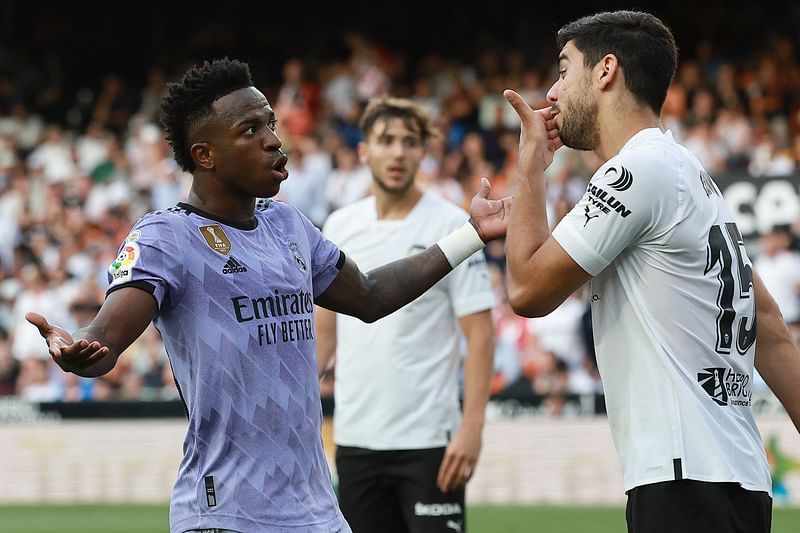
[584,205,600,227]
[446,520,463,532]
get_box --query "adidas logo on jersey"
[222,256,248,274]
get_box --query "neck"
[594,103,661,162]
[374,183,423,220]
[186,177,256,222]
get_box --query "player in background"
[316,97,494,533]
[25,59,511,533]
[503,10,800,533]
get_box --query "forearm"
[318,238,481,323]
[505,165,550,293]
[359,247,454,322]
[755,315,800,433]
[506,158,550,310]
[461,345,494,432]
[460,314,495,431]
[754,273,800,432]
[315,306,337,378]
[69,326,122,377]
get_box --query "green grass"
[0,504,798,532]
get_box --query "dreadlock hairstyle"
[160,58,253,172]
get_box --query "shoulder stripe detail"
[107,279,156,295]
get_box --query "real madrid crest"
[288,241,307,273]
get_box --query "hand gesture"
[504,89,563,173]
[25,312,109,373]
[436,426,482,493]
[469,177,513,242]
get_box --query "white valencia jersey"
[324,192,494,449]
[552,128,771,494]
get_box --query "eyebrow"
[233,107,274,128]
[558,52,569,63]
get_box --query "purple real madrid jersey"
[107,200,349,533]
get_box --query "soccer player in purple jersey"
[25,59,511,533]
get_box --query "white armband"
[436,221,485,268]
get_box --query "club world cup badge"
[198,224,232,256]
[288,241,307,273]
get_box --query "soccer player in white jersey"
[24,59,511,533]
[317,98,495,533]
[503,11,800,533]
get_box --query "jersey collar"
[177,202,259,230]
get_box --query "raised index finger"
[503,89,536,121]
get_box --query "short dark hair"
[557,11,677,114]
[160,58,253,172]
[359,97,439,142]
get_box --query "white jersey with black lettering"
[323,192,494,450]
[552,128,771,494]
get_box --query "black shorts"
[335,446,465,533]
[626,479,772,533]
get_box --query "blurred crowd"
[1,33,799,413]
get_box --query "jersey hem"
[334,439,450,450]
[171,512,347,533]
[624,473,772,497]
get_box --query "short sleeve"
[106,214,186,310]
[552,154,664,276]
[447,249,495,317]
[298,208,344,298]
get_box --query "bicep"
[90,287,158,354]
[507,237,592,317]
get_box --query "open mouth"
[273,153,288,171]
[272,154,289,179]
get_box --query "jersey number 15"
[705,223,756,356]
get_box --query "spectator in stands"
[324,145,371,212]
[0,9,796,409]
[0,329,19,395]
[755,225,800,330]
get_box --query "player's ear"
[597,53,619,90]
[191,142,215,170]
[357,141,368,165]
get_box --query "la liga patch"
[108,241,140,286]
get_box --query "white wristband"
[436,221,486,268]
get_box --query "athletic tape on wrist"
[436,221,486,268]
